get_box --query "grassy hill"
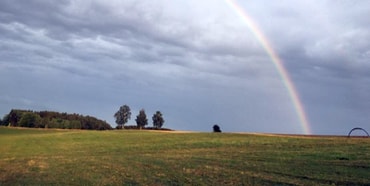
[0,127,369,185]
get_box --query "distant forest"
[0,109,112,130]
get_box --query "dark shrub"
[213,125,222,133]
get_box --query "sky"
[0,0,369,135]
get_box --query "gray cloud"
[1,0,369,134]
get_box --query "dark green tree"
[135,109,148,129]
[3,114,10,126]
[8,109,23,126]
[1,113,10,126]
[114,105,131,129]
[18,112,42,128]
[152,111,164,129]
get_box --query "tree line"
[114,105,166,130]
[0,106,167,131]
[0,109,112,130]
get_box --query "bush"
[18,112,42,128]
[213,125,222,133]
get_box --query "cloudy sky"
[0,0,369,134]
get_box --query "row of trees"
[0,105,166,131]
[114,105,165,129]
[0,109,112,130]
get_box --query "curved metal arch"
[347,127,369,138]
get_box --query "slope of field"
[0,127,369,185]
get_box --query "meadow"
[0,127,369,185]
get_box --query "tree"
[1,114,10,126]
[2,114,10,126]
[152,111,164,129]
[8,109,23,127]
[18,112,42,128]
[114,105,131,129]
[135,109,148,129]
[213,124,222,133]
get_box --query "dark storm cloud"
[0,0,369,134]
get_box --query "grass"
[0,127,369,185]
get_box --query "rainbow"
[225,0,312,134]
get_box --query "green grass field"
[0,127,369,185]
